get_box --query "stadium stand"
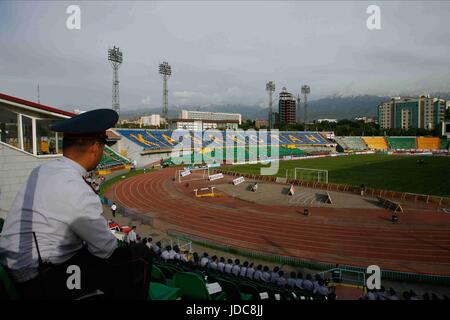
[417,137,440,150]
[362,137,388,150]
[334,137,367,151]
[115,129,329,152]
[98,146,131,169]
[387,137,417,150]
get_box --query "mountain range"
[78,92,450,121]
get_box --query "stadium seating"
[417,137,440,150]
[115,129,330,152]
[334,137,367,150]
[387,137,416,150]
[362,137,388,150]
[98,146,131,169]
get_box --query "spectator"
[179,250,189,263]
[287,271,297,287]
[261,266,271,283]
[127,226,137,244]
[376,286,387,300]
[423,292,430,300]
[302,274,314,291]
[402,291,411,300]
[200,253,209,268]
[160,245,171,260]
[313,279,329,296]
[208,256,218,271]
[111,202,117,218]
[191,252,200,266]
[217,257,226,272]
[231,259,241,276]
[277,270,287,286]
[295,272,304,289]
[152,241,162,256]
[270,266,280,283]
[408,290,420,300]
[173,245,181,260]
[240,261,249,277]
[224,259,233,274]
[246,263,255,280]
[168,246,177,260]
[387,288,399,300]
[145,237,152,250]
[253,265,263,281]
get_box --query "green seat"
[168,272,226,300]
[148,282,181,300]
[151,265,168,284]
[0,265,20,300]
[237,282,261,300]
[216,278,253,300]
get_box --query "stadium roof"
[0,92,75,117]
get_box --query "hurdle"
[193,186,217,198]
[377,197,403,213]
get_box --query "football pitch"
[225,154,450,197]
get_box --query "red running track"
[106,168,450,276]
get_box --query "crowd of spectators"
[140,237,332,298]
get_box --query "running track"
[106,168,450,276]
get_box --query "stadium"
[3,93,450,300]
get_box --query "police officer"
[0,109,152,299]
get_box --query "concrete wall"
[0,143,60,219]
[111,135,171,168]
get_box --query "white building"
[139,114,161,127]
[172,110,241,130]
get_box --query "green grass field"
[226,154,450,197]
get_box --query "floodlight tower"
[266,81,275,129]
[108,46,123,115]
[159,61,172,127]
[296,93,301,124]
[301,85,310,130]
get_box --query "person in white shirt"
[152,241,162,256]
[127,226,137,244]
[161,246,171,260]
[313,279,329,296]
[246,263,255,280]
[200,253,209,268]
[239,261,248,277]
[111,203,117,218]
[277,270,287,286]
[287,271,297,287]
[0,109,152,299]
[270,266,280,283]
[261,266,271,283]
[231,259,241,276]
[217,257,226,272]
[168,246,177,260]
[295,272,304,289]
[208,256,218,271]
[224,259,233,274]
[302,274,314,291]
[145,237,153,250]
[253,265,263,281]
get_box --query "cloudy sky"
[0,1,449,111]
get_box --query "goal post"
[294,167,329,184]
